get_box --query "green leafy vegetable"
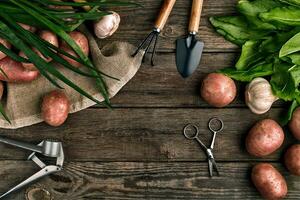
[209,16,268,46]
[260,6,300,26]
[279,0,300,7]
[219,61,274,82]
[280,31,300,57]
[280,100,298,125]
[237,0,285,30]
[270,62,298,101]
[236,40,265,70]
[210,0,300,124]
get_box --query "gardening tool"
[0,137,64,199]
[132,0,176,65]
[176,0,204,78]
[183,117,223,177]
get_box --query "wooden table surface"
[1,0,300,199]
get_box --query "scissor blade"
[208,159,213,177]
[211,159,220,176]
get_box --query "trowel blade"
[176,35,204,78]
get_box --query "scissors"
[183,117,224,177]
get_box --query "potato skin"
[39,30,59,49]
[20,31,59,71]
[284,144,300,176]
[62,31,89,56]
[0,38,11,60]
[201,73,236,107]
[246,119,284,157]
[42,90,70,127]
[0,57,39,83]
[59,46,81,68]
[60,31,89,68]
[289,107,300,140]
[18,23,36,33]
[252,163,287,200]
[19,51,37,71]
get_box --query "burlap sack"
[0,26,143,129]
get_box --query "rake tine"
[150,33,159,66]
[132,31,155,57]
[142,33,156,63]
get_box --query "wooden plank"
[102,0,239,52]
[0,108,295,162]
[99,52,284,108]
[1,161,299,200]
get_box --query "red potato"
[284,144,300,176]
[252,163,288,200]
[0,38,11,60]
[19,51,37,71]
[42,90,70,127]
[246,119,284,157]
[201,73,237,107]
[18,23,36,33]
[289,107,300,140]
[59,46,81,68]
[61,31,89,55]
[19,31,59,71]
[39,30,59,50]
[0,57,39,83]
[59,31,89,68]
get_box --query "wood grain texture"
[0,108,295,162]
[103,0,239,52]
[95,53,285,108]
[154,0,177,30]
[1,161,299,200]
[0,0,298,199]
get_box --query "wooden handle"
[189,0,203,33]
[154,0,176,30]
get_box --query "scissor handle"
[208,117,224,133]
[183,124,199,139]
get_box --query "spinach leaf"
[219,61,274,82]
[209,16,268,46]
[270,62,299,101]
[280,100,299,125]
[260,6,300,26]
[236,40,265,70]
[259,28,300,53]
[279,0,300,7]
[237,0,286,30]
[282,52,300,65]
[280,31,300,57]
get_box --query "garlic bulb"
[94,11,120,39]
[245,77,278,114]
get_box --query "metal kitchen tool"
[132,0,176,65]
[183,117,223,177]
[0,137,64,199]
[176,0,204,78]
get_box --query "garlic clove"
[94,11,121,39]
[245,77,279,115]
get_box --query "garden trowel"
[176,0,204,78]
